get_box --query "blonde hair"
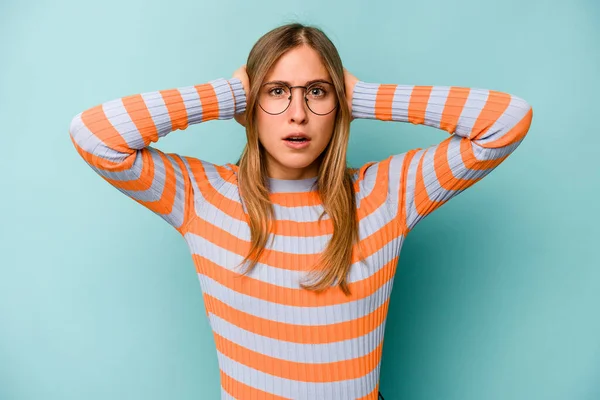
[234,22,367,296]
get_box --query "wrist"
[224,77,247,117]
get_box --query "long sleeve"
[68,77,247,234]
[352,80,533,235]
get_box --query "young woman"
[69,22,533,400]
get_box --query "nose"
[288,87,308,123]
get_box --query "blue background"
[1,0,599,399]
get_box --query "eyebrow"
[263,79,332,86]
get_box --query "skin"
[232,45,359,180]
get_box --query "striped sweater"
[68,76,533,399]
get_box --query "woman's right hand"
[232,64,250,127]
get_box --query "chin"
[279,159,317,169]
[272,152,321,168]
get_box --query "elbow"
[511,95,534,137]
[68,111,101,161]
[520,101,534,135]
[68,112,84,141]
[514,95,533,120]
[68,112,88,154]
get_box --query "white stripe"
[196,273,394,326]
[208,312,386,363]
[185,232,399,288]
[183,191,398,251]
[216,350,381,399]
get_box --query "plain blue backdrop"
[1,0,599,399]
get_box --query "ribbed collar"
[267,175,319,193]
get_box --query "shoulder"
[350,157,398,202]
[177,156,238,188]
[350,159,385,187]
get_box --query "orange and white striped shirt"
[69,76,533,399]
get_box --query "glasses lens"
[259,83,291,114]
[306,82,337,115]
[259,82,338,115]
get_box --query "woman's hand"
[343,67,358,122]
[232,64,250,127]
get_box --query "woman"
[69,22,533,400]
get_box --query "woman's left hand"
[343,67,358,122]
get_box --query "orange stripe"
[220,370,291,400]
[122,93,159,146]
[226,163,240,173]
[192,253,398,307]
[196,83,220,121]
[439,87,470,135]
[395,149,418,236]
[269,191,322,207]
[160,88,189,130]
[172,154,194,233]
[407,85,432,125]
[186,214,399,271]
[204,295,390,344]
[470,90,511,141]
[364,156,392,210]
[374,84,396,121]
[217,163,236,181]
[214,333,383,382]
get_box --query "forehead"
[264,45,331,84]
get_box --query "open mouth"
[284,138,309,142]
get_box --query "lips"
[282,132,311,141]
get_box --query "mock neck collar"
[267,175,319,193]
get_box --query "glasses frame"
[258,81,339,116]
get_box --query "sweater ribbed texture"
[69,76,533,399]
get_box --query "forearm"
[68,77,246,167]
[351,80,533,148]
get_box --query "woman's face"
[256,44,337,180]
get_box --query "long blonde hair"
[234,22,367,296]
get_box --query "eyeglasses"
[258,81,338,116]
